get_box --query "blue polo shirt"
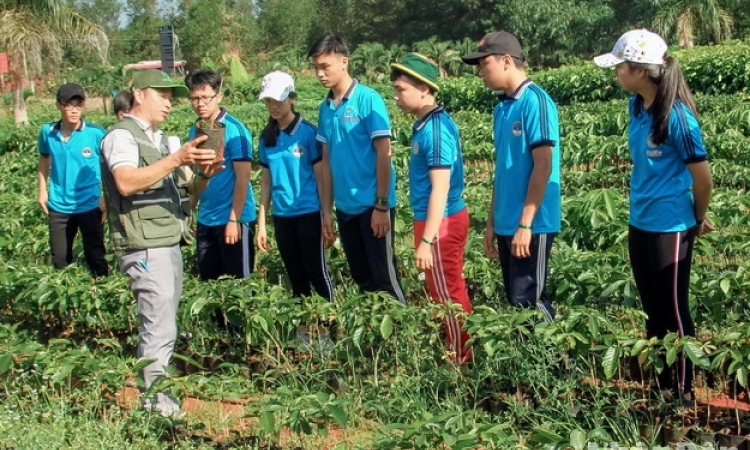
[38,121,105,214]
[316,80,397,215]
[628,95,707,232]
[492,79,561,236]
[409,106,465,221]
[188,108,257,226]
[259,114,322,217]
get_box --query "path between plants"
[115,386,360,449]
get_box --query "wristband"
[518,223,532,230]
[376,196,389,202]
[421,237,433,246]
[696,219,704,226]
[196,171,210,180]
[374,205,388,212]
[229,219,242,224]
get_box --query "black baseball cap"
[461,31,525,65]
[57,83,86,103]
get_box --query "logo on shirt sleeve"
[511,121,523,137]
[82,147,93,157]
[412,141,420,155]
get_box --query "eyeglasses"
[188,94,219,105]
[62,103,85,111]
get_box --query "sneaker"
[679,391,695,408]
[313,332,332,356]
[142,392,183,420]
[297,326,313,352]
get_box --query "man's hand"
[416,242,434,271]
[174,135,225,176]
[37,191,49,215]
[322,211,337,241]
[256,225,270,252]
[98,197,107,223]
[483,226,498,258]
[371,208,391,238]
[697,217,717,238]
[511,227,532,259]
[225,221,240,245]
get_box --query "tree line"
[1,0,749,124]
[68,0,750,69]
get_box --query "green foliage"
[437,40,750,111]
[3,58,750,447]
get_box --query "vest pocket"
[137,204,179,239]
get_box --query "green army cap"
[131,69,189,97]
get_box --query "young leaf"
[380,314,394,339]
[602,346,620,379]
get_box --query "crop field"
[1,50,750,449]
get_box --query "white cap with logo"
[258,71,295,102]
[594,29,668,68]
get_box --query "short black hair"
[185,69,222,92]
[390,69,436,95]
[307,34,349,58]
[113,90,132,116]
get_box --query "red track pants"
[414,207,472,363]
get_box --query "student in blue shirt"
[462,31,561,321]
[185,69,257,281]
[307,34,405,303]
[391,53,472,363]
[595,29,715,407]
[37,83,108,277]
[256,71,334,304]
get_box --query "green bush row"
[437,41,750,111]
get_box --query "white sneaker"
[142,392,183,420]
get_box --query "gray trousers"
[120,245,182,416]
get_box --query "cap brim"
[593,53,623,68]
[390,63,440,91]
[258,90,289,102]
[148,84,189,97]
[58,94,86,103]
[461,51,493,65]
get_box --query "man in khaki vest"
[101,70,223,418]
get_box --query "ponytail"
[261,116,279,148]
[633,56,697,146]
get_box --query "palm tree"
[0,0,109,125]
[413,37,462,77]
[652,0,734,47]
[350,42,392,83]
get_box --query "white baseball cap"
[258,71,295,102]
[594,29,668,68]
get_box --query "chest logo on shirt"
[292,145,305,157]
[511,121,523,137]
[341,106,361,123]
[81,147,93,158]
[646,133,660,149]
[412,142,420,154]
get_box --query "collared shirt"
[259,113,322,217]
[628,95,707,232]
[409,105,465,221]
[188,108,257,225]
[316,79,397,215]
[38,120,106,214]
[101,114,160,172]
[492,79,561,235]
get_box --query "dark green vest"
[102,117,192,254]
